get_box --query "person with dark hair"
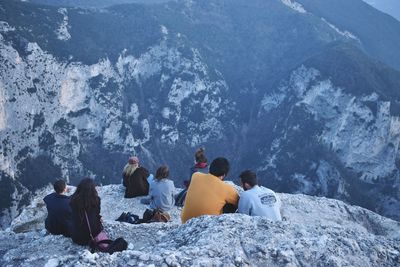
[175,148,209,207]
[187,147,208,187]
[181,157,239,223]
[149,165,175,212]
[238,170,282,221]
[123,156,150,198]
[70,178,103,246]
[43,180,72,237]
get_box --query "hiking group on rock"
[43,148,282,253]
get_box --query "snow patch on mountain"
[1,184,399,266]
[281,0,307,13]
[321,18,360,42]
[55,8,71,41]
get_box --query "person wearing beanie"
[181,157,239,223]
[123,156,150,198]
[123,156,139,183]
[43,179,73,237]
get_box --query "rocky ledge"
[0,184,399,266]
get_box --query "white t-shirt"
[238,185,282,221]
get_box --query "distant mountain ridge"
[363,0,400,22]
[1,0,400,227]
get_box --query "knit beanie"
[128,156,139,165]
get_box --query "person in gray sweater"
[238,170,282,221]
[149,165,175,212]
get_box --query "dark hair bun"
[195,148,207,163]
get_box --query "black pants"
[222,203,237,214]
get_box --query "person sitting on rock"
[181,157,239,223]
[118,166,175,224]
[122,156,150,198]
[238,170,282,221]
[175,147,209,206]
[70,178,104,246]
[43,179,73,237]
[188,147,209,186]
[122,156,139,184]
[149,165,176,213]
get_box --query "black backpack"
[106,238,128,254]
[90,238,128,254]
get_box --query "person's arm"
[237,193,252,215]
[224,184,239,206]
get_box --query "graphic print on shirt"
[259,193,277,206]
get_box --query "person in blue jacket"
[43,180,73,237]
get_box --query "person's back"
[125,166,150,198]
[181,158,239,223]
[237,170,282,221]
[184,148,208,189]
[176,148,209,207]
[43,180,72,237]
[239,186,282,221]
[149,165,175,212]
[70,178,103,246]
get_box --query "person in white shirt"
[238,170,282,221]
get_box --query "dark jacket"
[43,193,72,237]
[124,167,150,198]
[70,199,102,246]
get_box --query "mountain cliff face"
[1,0,400,226]
[1,184,399,266]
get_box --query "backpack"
[151,209,171,223]
[142,209,171,223]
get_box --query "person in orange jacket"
[181,157,239,223]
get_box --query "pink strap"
[84,211,94,240]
